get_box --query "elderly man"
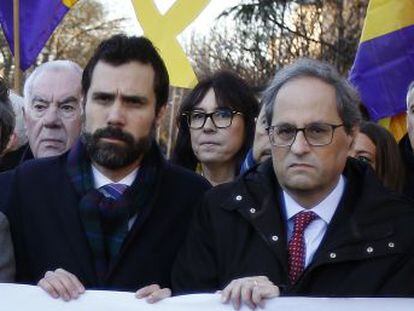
[172,59,414,308]
[1,35,209,300]
[399,81,414,199]
[0,77,15,281]
[22,60,82,160]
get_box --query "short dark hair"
[262,58,361,134]
[0,77,15,154]
[82,34,169,112]
[359,121,405,193]
[172,70,259,173]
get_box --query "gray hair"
[262,58,361,134]
[9,92,28,147]
[23,60,82,109]
[406,81,414,109]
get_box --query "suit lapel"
[54,176,98,285]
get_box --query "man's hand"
[220,276,280,310]
[37,268,85,301]
[135,284,171,303]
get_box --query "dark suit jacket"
[1,148,210,291]
[172,158,414,296]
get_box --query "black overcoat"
[1,146,210,291]
[173,159,414,296]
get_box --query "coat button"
[236,195,243,201]
[329,252,336,259]
[271,235,279,242]
[388,242,395,248]
[366,246,374,253]
[250,208,256,214]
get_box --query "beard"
[81,126,153,169]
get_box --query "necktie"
[288,211,318,284]
[99,183,128,200]
[97,183,129,277]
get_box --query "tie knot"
[293,211,318,231]
[100,183,128,200]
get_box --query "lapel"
[54,166,98,285]
[222,160,290,280]
[300,160,399,279]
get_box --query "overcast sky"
[100,0,241,38]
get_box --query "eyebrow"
[32,96,49,104]
[92,92,148,104]
[57,96,78,105]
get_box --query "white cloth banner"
[1,283,414,310]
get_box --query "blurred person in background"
[172,71,259,186]
[399,81,414,199]
[0,76,16,281]
[349,121,405,193]
[0,92,28,172]
[240,103,272,173]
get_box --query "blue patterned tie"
[99,183,128,200]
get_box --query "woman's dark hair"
[0,77,15,154]
[172,71,259,173]
[359,121,405,193]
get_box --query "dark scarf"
[67,139,161,283]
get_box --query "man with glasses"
[172,58,414,308]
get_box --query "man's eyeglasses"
[183,108,243,129]
[267,122,345,147]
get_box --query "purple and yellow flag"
[349,0,414,140]
[0,0,78,70]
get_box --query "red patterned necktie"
[288,211,318,284]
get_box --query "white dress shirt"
[92,165,139,229]
[283,175,346,267]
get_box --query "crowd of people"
[0,34,414,309]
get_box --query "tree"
[0,0,125,90]
[185,0,369,89]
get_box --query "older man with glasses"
[171,58,414,309]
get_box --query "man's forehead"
[32,70,81,98]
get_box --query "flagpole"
[13,0,21,94]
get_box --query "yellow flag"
[132,0,210,88]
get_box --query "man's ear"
[155,105,167,128]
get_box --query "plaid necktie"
[288,211,318,284]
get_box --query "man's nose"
[107,99,126,127]
[290,130,311,155]
[42,107,62,128]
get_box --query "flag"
[0,0,78,71]
[349,0,414,140]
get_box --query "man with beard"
[0,35,210,301]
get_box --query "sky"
[100,0,241,39]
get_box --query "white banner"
[1,283,414,310]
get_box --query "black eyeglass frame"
[183,109,243,130]
[266,123,345,147]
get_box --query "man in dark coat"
[399,81,414,199]
[1,35,209,302]
[172,59,414,309]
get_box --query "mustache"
[92,127,135,145]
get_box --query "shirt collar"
[91,165,139,189]
[283,175,346,224]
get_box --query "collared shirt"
[283,175,345,267]
[92,165,139,229]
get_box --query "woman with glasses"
[349,121,405,193]
[172,71,259,186]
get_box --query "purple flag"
[0,0,77,70]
